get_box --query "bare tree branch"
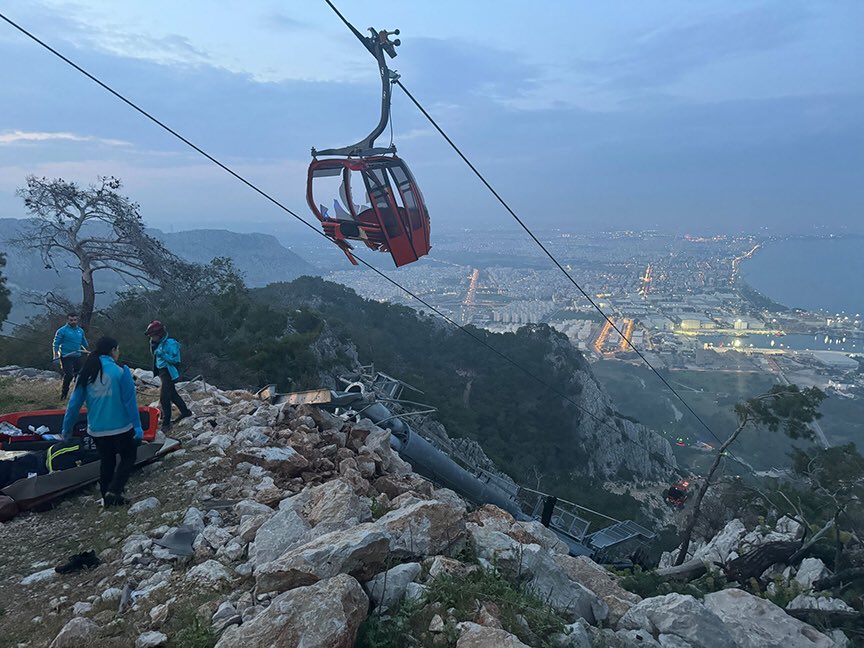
[13,175,196,328]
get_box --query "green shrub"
[357,568,567,648]
[370,497,393,521]
[165,603,217,648]
[617,566,728,599]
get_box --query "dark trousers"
[158,368,190,429]
[92,430,137,498]
[60,356,81,398]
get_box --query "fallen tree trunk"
[814,567,864,592]
[786,608,864,631]
[724,541,800,583]
[656,559,707,581]
[789,518,835,564]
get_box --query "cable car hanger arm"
[314,2,402,157]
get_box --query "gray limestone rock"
[254,523,391,592]
[185,560,233,588]
[248,506,311,567]
[234,499,274,518]
[129,497,162,515]
[21,568,58,586]
[787,594,854,612]
[135,631,168,648]
[377,498,467,557]
[49,617,98,648]
[553,555,641,626]
[795,558,830,591]
[455,622,530,647]
[619,593,734,648]
[215,574,367,648]
[520,544,607,624]
[238,446,309,476]
[364,562,422,611]
[703,588,833,648]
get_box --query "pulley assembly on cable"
[307,18,431,267]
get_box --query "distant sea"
[742,237,864,316]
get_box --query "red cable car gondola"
[307,23,431,267]
[666,480,690,507]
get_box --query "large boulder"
[364,562,422,612]
[795,558,830,590]
[291,478,372,533]
[377,498,466,557]
[467,505,568,555]
[49,617,98,648]
[619,593,735,648]
[467,505,517,533]
[456,622,530,647]
[373,473,434,500]
[235,426,272,447]
[364,428,412,476]
[468,525,523,572]
[135,631,168,648]
[519,544,607,624]
[185,559,233,588]
[508,520,569,555]
[248,507,311,567]
[215,574,367,648]
[249,479,371,567]
[692,519,747,564]
[255,523,391,592]
[554,555,641,626]
[703,588,834,648]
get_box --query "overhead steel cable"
[392,80,728,450]
[318,0,727,450]
[320,2,744,464]
[0,11,686,476]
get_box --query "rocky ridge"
[0,371,845,647]
[661,516,859,632]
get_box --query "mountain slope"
[152,228,317,286]
[0,219,318,323]
[255,277,677,488]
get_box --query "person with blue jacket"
[53,313,89,399]
[146,320,192,432]
[62,336,143,507]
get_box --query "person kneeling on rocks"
[62,336,143,507]
[146,320,192,433]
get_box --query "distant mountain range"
[0,218,318,324]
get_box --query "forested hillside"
[255,278,676,488]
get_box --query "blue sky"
[0,1,861,237]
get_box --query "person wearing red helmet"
[145,320,192,432]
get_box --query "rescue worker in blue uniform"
[52,313,89,399]
[146,320,192,432]
[62,336,143,507]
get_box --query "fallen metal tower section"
[259,369,655,565]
